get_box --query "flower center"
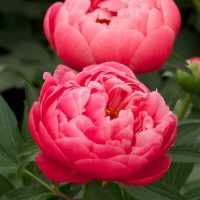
[105,108,119,119]
[96,18,110,25]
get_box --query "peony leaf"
[83,181,103,200]
[0,186,52,200]
[0,175,14,197]
[182,180,200,200]
[21,82,39,140]
[24,81,39,109]
[175,120,200,149]
[0,95,22,166]
[162,162,193,190]
[120,181,188,200]
[169,148,200,163]
[105,182,124,200]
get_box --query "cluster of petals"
[29,62,177,185]
[44,0,181,73]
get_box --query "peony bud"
[176,57,200,95]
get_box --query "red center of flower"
[105,108,119,119]
[96,18,110,25]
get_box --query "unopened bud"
[176,57,200,95]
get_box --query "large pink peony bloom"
[44,0,181,73]
[29,62,177,185]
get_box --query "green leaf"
[59,183,82,198]
[105,182,124,200]
[0,175,14,196]
[83,181,103,200]
[0,95,22,165]
[159,79,184,110]
[162,162,193,190]
[120,181,188,200]
[0,186,52,200]
[175,120,200,149]
[169,148,200,163]
[183,181,200,200]
[21,82,39,140]
[24,81,39,108]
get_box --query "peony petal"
[43,2,63,48]
[69,115,94,132]
[36,152,91,183]
[29,102,43,148]
[92,143,125,159]
[161,0,181,34]
[111,154,148,174]
[80,21,106,44]
[147,9,164,33]
[84,126,110,144]
[130,26,175,73]
[122,156,171,185]
[160,115,177,154]
[141,91,170,123]
[55,138,95,163]
[59,122,85,138]
[74,158,132,180]
[57,88,90,119]
[53,64,77,83]
[84,91,107,122]
[64,0,90,12]
[54,23,95,69]
[42,101,59,140]
[90,29,144,65]
[37,122,70,166]
[98,0,126,11]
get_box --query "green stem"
[24,170,53,191]
[177,93,193,120]
[24,170,72,200]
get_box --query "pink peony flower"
[29,62,177,185]
[44,0,181,73]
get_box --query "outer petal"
[90,29,144,65]
[29,102,43,148]
[74,158,132,180]
[161,0,181,34]
[36,152,91,183]
[64,0,90,12]
[43,2,63,48]
[147,9,164,33]
[55,138,95,163]
[130,26,175,73]
[122,156,171,186]
[54,23,95,69]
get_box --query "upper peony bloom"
[29,62,177,186]
[44,0,181,73]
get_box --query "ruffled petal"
[130,26,175,73]
[74,158,132,180]
[122,156,171,185]
[54,23,95,68]
[36,152,91,183]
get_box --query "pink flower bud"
[44,0,181,73]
